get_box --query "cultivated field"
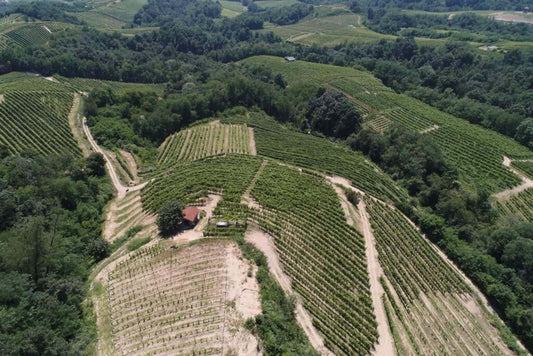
[247,162,378,354]
[0,22,68,49]
[103,239,259,355]
[0,72,81,156]
[494,188,533,222]
[365,198,516,355]
[221,112,408,204]
[158,121,253,166]
[241,56,533,193]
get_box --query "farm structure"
[182,206,199,226]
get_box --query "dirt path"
[83,117,146,198]
[245,229,334,356]
[358,200,395,355]
[288,32,314,41]
[420,124,440,134]
[0,94,4,104]
[493,156,533,199]
[68,94,92,156]
[248,127,257,155]
[328,178,394,354]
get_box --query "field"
[241,56,533,193]
[248,162,378,354]
[365,198,515,355]
[0,72,80,156]
[0,22,68,49]
[259,13,397,46]
[221,112,408,204]
[143,155,262,212]
[220,0,246,17]
[103,239,259,355]
[72,0,148,29]
[494,189,533,222]
[157,121,253,166]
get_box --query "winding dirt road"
[493,156,533,199]
[82,117,147,198]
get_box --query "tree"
[157,200,184,237]
[514,118,533,149]
[85,152,106,177]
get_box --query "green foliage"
[109,225,143,252]
[222,111,408,204]
[0,153,111,354]
[86,152,106,177]
[126,236,151,251]
[250,163,378,354]
[157,200,184,237]
[306,89,361,138]
[143,155,262,212]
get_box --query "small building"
[285,56,296,62]
[182,206,199,226]
[216,221,230,228]
[487,45,498,52]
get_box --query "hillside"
[241,56,533,193]
[0,0,531,354]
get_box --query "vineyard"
[221,111,409,204]
[248,162,378,355]
[104,239,257,355]
[157,122,252,166]
[365,198,515,355]
[142,155,262,212]
[0,72,80,156]
[512,161,533,179]
[242,56,533,193]
[0,23,67,49]
[493,188,533,222]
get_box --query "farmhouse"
[285,56,296,62]
[182,206,199,226]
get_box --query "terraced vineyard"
[105,240,239,355]
[158,122,252,166]
[0,72,80,156]
[222,112,409,204]
[249,162,378,355]
[494,189,533,222]
[242,56,533,193]
[365,198,515,355]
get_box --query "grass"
[220,0,246,17]
[127,236,151,251]
[255,0,299,8]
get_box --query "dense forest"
[0,0,532,353]
[0,152,111,354]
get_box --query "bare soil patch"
[68,94,91,156]
[492,12,533,24]
[420,124,440,134]
[493,156,533,199]
[248,127,257,155]
[0,94,4,104]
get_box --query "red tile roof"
[182,206,199,224]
